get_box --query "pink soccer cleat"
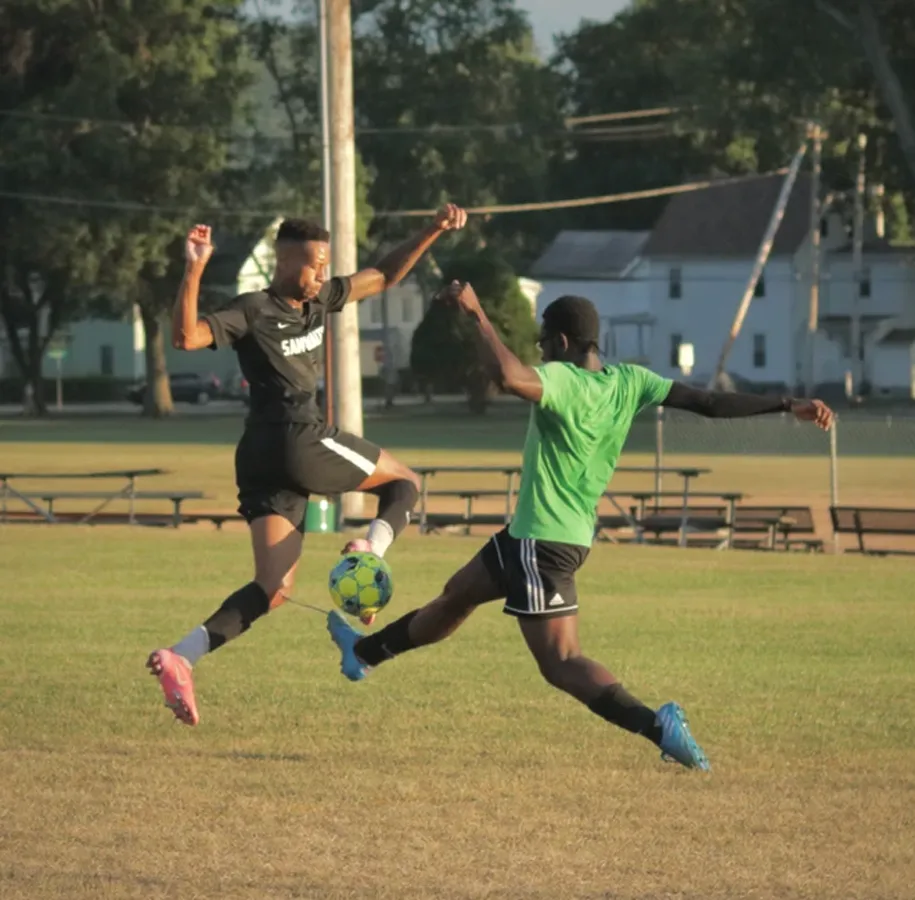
[341,538,372,554]
[146,648,200,726]
[341,539,377,626]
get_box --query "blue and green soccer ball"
[328,551,394,619]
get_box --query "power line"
[373,171,790,217]
[565,107,678,128]
[0,106,684,141]
[0,171,789,220]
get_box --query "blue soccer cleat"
[326,610,368,682]
[656,701,710,771]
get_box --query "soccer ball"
[328,551,394,619]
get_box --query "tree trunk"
[21,354,46,417]
[466,371,491,415]
[857,0,915,185]
[0,297,46,416]
[140,306,174,418]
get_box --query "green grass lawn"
[1,527,913,899]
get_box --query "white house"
[530,230,651,362]
[530,174,915,394]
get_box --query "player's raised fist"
[185,224,214,268]
[433,203,468,232]
[445,280,482,316]
[790,398,834,431]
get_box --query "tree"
[0,0,253,415]
[350,0,563,269]
[553,0,914,240]
[410,245,538,414]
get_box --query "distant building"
[529,173,915,394]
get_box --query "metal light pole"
[804,123,824,399]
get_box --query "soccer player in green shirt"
[328,283,834,771]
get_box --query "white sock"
[366,518,395,558]
[171,626,210,667]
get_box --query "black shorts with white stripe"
[481,527,589,619]
[235,423,381,531]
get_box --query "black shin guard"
[203,582,270,651]
[369,479,418,539]
[588,684,663,746]
[354,610,419,667]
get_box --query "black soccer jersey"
[204,277,350,424]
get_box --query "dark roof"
[643,173,813,258]
[530,230,650,279]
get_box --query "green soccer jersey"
[509,362,673,548]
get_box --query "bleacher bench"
[733,505,822,552]
[830,506,915,555]
[630,492,742,548]
[2,490,204,527]
[343,489,512,536]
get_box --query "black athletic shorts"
[481,527,590,619]
[234,423,381,531]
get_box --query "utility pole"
[804,123,824,399]
[710,142,808,387]
[328,0,364,517]
[318,0,334,426]
[850,133,867,396]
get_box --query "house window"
[369,298,382,325]
[670,333,682,368]
[753,272,766,298]
[753,334,766,369]
[402,294,415,324]
[859,266,871,298]
[100,345,114,376]
[668,267,682,299]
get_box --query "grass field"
[1,406,915,897]
[1,526,914,899]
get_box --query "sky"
[520,0,628,54]
[255,1,630,58]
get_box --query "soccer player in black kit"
[147,205,467,725]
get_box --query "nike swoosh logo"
[277,323,290,330]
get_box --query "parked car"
[127,372,222,405]
[223,372,326,410]
[223,371,250,404]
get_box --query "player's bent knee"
[535,654,576,691]
[255,569,297,605]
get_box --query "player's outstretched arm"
[441,280,544,403]
[346,204,468,303]
[171,225,216,351]
[662,382,834,429]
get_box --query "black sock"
[588,684,663,746]
[203,582,270,651]
[369,479,418,539]
[353,610,419,667]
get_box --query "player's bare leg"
[147,514,301,724]
[327,552,502,680]
[342,449,421,625]
[518,615,708,770]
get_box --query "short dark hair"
[542,295,600,349]
[276,219,329,244]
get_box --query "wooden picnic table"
[0,468,169,525]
